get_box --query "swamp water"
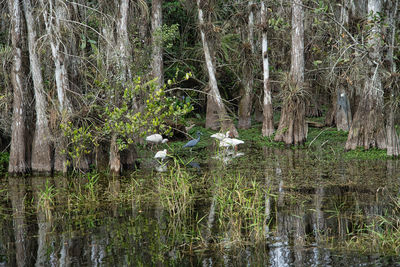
[1,145,400,266]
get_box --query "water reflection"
[9,177,35,267]
[188,161,201,171]
[31,177,53,267]
[0,146,400,266]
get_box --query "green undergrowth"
[238,125,391,161]
[0,152,9,175]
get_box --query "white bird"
[219,137,244,151]
[155,164,167,172]
[154,149,167,161]
[211,130,233,142]
[146,133,162,143]
[210,132,228,141]
[146,134,168,148]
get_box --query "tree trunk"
[116,0,131,81]
[261,1,274,136]
[385,0,399,157]
[151,0,163,89]
[40,0,72,113]
[8,0,28,175]
[40,0,72,174]
[335,0,352,131]
[108,0,132,176]
[23,0,52,175]
[387,98,399,156]
[336,87,352,131]
[95,141,109,171]
[274,0,307,145]
[325,91,337,126]
[197,0,238,137]
[110,134,121,176]
[238,1,255,129]
[345,0,386,150]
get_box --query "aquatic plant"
[85,172,100,202]
[214,173,267,245]
[38,179,56,221]
[157,159,194,223]
[343,196,400,255]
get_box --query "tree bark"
[274,0,307,145]
[197,0,238,137]
[109,0,132,176]
[325,92,337,126]
[39,0,72,174]
[116,0,131,82]
[8,0,28,175]
[336,0,352,131]
[345,0,386,150]
[336,87,352,131]
[385,0,399,157]
[109,134,121,176]
[238,1,255,129]
[23,0,53,175]
[40,0,72,113]
[261,1,274,136]
[151,0,163,89]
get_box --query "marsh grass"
[38,179,56,220]
[65,172,102,209]
[157,159,194,224]
[342,197,400,255]
[214,173,267,246]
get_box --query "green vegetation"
[0,152,8,175]
[214,173,268,244]
[37,179,56,220]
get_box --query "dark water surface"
[1,146,400,266]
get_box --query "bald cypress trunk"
[151,0,163,89]
[197,0,238,137]
[345,0,386,150]
[336,0,352,131]
[39,0,73,174]
[23,0,52,175]
[110,0,131,176]
[238,1,255,129]
[8,0,28,175]
[385,0,399,157]
[274,0,307,145]
[110,135,121,177]
[261,1,274,137]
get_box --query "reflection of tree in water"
[9,177,35,267]
[32,177,53,266]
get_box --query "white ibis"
[146,134,168,149]
[154,149,167,161]
[219,136,244,152]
